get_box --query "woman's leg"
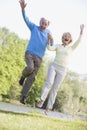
[46,65,67,110]
[37,63,56,108]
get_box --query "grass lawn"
[0,110,87,130]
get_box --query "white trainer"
[37,100,44,108]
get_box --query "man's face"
[40,18,49,30]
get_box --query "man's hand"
[48,34,54,42]
[48,34,54,45]
[19,0,27,10]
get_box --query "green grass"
[0,110,87,130]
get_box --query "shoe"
[20,96,26,104]
[44,108,50,115]
[37,100,44,108]
[19,76,25,85]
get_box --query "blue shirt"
[22,10,50,58]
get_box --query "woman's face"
[62,32,72,46]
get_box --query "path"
[0,102,86,119]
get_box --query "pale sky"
[0,0,87,74]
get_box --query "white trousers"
[41,62,67,109]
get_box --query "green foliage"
[8,83,21,101]
[0,27,27,99]
[0,27,87,116]
[53,90,69,112]
[53,72,87,115]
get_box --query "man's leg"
[19,52,34,86]
[20,72,35,104]
[20,54,42,104]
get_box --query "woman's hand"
[80,24,84,35]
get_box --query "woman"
[37,24,84,115]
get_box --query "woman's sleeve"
[71,35,82,51]
[47,44,57,51]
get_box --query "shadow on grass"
[0,109,47,119]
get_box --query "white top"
[47,35,82,68]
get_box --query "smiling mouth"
[65,39,69,41]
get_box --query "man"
[19,0,54,104]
